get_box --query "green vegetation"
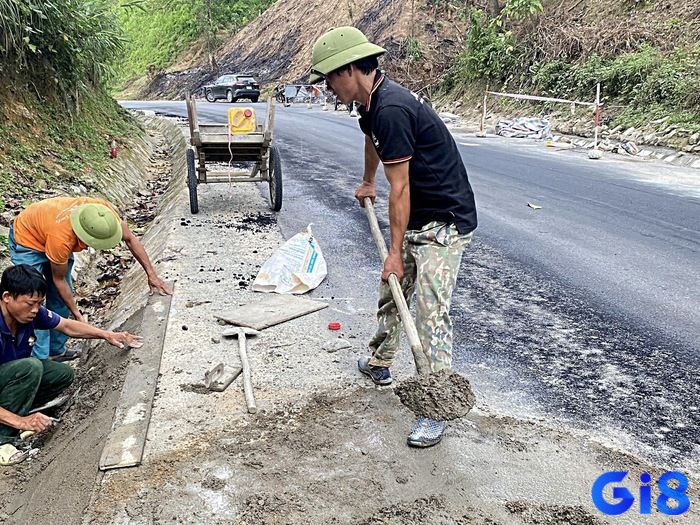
[0,0,141,208]
[441,0,700,129]
[615,106,700,133]
[0,0,123,111]
[1,0,279,212]
[115,0,275,86]
[405,37,424,63]
[116,0,199,82]
[501,0,543,20]
[0,89,142,208]
[442,1,544,87]
[443,8,519,87]
[531,44,700,116]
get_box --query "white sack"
[252,225,327,294]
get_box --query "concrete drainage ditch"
[0,116,187,525]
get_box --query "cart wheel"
[186,148,199,214]
[268,145,283,212]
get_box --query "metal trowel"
[204,363,242,392]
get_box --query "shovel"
[363,198,475,421]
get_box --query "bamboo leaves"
[1,0,123,108]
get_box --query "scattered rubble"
[321,338,352,353]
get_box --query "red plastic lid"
[244,109,253,118]
[328,322,341,331]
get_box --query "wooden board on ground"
[215,293,328,330]
[99,285,173,471]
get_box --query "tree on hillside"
[203,0,219,74]
[488,0,503,16]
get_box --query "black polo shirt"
[358,72,477,234]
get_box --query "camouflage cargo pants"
[368,221,473,372]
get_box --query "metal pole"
[477,84,488,137]
[588,83,603,159]
[593,83,601,150]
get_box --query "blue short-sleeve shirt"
[0,306,62,364]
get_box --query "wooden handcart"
[184,93,282,214]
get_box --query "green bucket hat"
[310,26,386,83]
[70,204,122,250]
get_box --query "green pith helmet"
[310,26,386,83]
[70,204,122,250]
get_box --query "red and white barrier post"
[589,83,602,159]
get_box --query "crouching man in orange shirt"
[8,196,170,361]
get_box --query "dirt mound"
[504,500,605,525]
[356,495,485,525]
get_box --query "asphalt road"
[122,100,700,471]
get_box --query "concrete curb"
[103,117,188,331]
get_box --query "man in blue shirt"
[0,264,142,465]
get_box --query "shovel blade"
[394,369,476,421]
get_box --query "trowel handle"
[363,198,431,376]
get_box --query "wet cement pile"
[394,369,476,421]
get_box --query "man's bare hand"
[18,413,54,433]
[148,276,172,296]
[105,331,144,349]
[355,181,376,207]
[382,252,404,282]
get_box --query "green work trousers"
[0,358,74,445]
[368,222,473,373]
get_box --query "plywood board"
[215,293,328,330]
[99,286,173,471]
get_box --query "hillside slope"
[530,1,700,60]
[127,1,699,122]
[122,0,699,148]
[130,0,467,99]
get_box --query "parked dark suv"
[203,74,260,103]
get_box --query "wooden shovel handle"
[237,331,257,413]
[363,198,431,375]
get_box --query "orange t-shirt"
[13,197,121,264]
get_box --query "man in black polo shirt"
[311,27,477,448]
[0,264,142,465]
